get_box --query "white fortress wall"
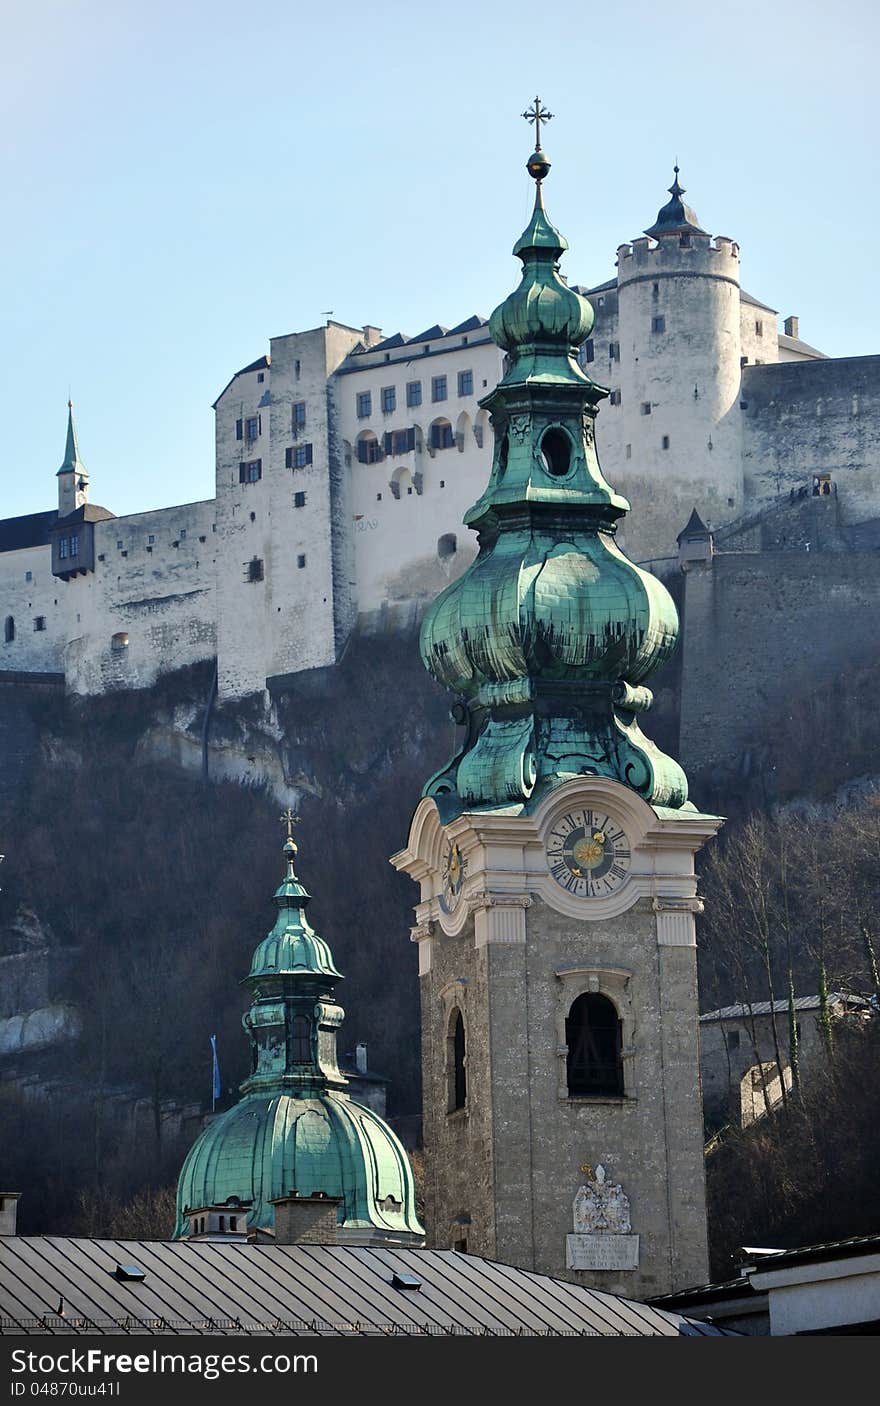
[62,499,217,695]
[0,545,63,674]
[340,325,500,626]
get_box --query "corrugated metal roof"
[0,1238,729,1336]
[700,993,868,1022]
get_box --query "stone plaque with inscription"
[565,1163,639,1272]
[566,1231,640,1271]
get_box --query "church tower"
[392,107,721,1299]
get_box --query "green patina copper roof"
[247,837,342,981]
[57,401,88,479]
[419,114,689,820]
[174,826,423,1243]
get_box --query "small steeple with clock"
[392,104,722,1298]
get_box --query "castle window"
[597,296,605,306]
[356,391,372,419]
[25,570,32,582]
[381,386,396,413]
[540,427,572,478]
[293,401,306,430]
[247,557,264,582]
[679,234,690,247]
[609,341,620,361]
[245,416,259,442]
[609,389,621,406]
[4,617,13,643]
[69,535,79,557]
[755,320,764,337]
[566,993,623,1097]
[117,539,123,549]
[581,339,595,364]
[240,459,262,483]
[440,480,445,488]
[430,418,454,450]
[727,1030,740,1052]
[458,369,473,397]
[219,1216,225,1232]
[148,534,155,544]
[662,435,670,450]
[59,537,69,559]
[257,372,265,383]
[438,533,457,559]
[432,375,448,403]
[33,616,46,631]
[376,492,382,501]
[236,419,243,440]
[652,282,659,297]
[292,1015,311,1063]
[651,315,665,334]
[293,444,313,468]
[640,402,651,416]
[294,491,306,508]
[111,632,129,651]
[384,428,416,456]
[447,1009,467,1112]
[295,360,301,380]
[229,1216,238,1231]
[297,554,306,569]
[406,380,422,408]
[356,431,382,464]
[625,444,632,459]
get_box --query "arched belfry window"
[4,616,14,643]
[291,1014,311,1064]
[447,1008,467,1112]
[566,993,623,1097]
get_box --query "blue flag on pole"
[210,1034,221,1108]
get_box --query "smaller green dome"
[174,822,424,1245]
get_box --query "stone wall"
[679,549,880,778]
[742,356,880,516]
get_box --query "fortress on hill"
[2,169,880,743]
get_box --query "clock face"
[440,840,467,911]
[545,809,631,899]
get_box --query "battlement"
[616,234,740,283]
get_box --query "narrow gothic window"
[291,1015,311,1063]
[4,616,15,643]
[448,1009,467,1111]
[566,993,624,1097]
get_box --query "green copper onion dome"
[419,112,688,820]
[174,823,424,1244]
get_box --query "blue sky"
[2,0,876,520]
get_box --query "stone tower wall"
[615,235,744,562]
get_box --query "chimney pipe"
[784,315,799,339]
[271,1193,340,1246]
[0,1194,21,1236]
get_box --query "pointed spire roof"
[677,506,712,543]
[644,165,707,240]
[57,401,88,478]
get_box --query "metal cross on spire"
[522,96,553,150]
[280,807,300,841]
